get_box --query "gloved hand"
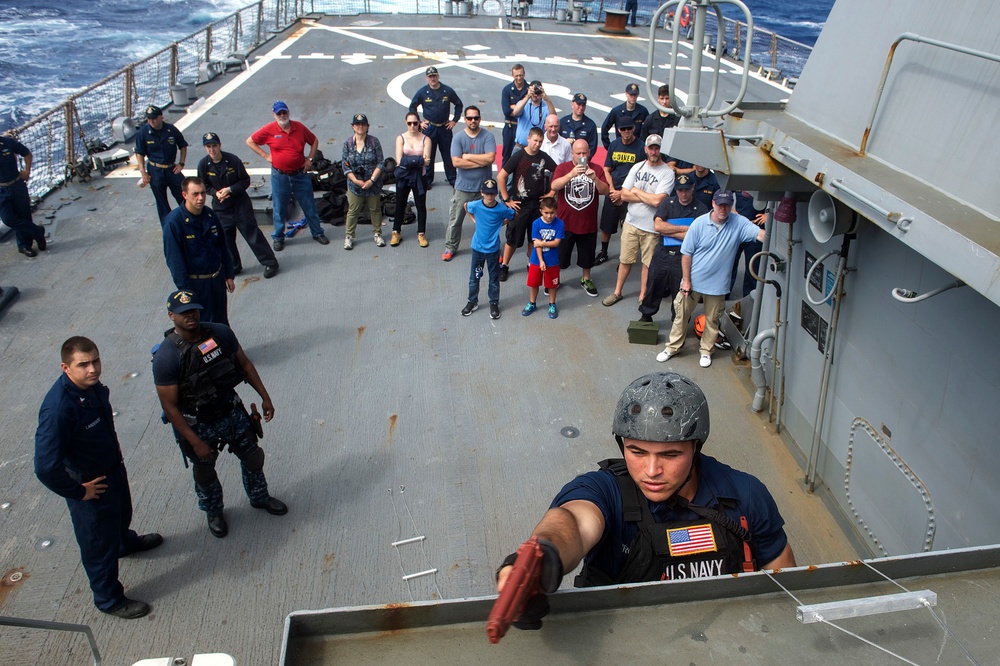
[498,538,563,631]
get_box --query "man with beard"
[602,134,674,306]
[550,139,609,298]
[246,100,330,250]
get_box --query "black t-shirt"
[502,149,557,201]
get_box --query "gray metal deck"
[0,15,863,665]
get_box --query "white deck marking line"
[319,25,684,122]
[300,53,340,59]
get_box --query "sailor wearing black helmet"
[134,105,188,224]
[497,372,795,624]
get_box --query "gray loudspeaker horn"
[808,190,856,243]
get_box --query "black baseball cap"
[202,132,221,145]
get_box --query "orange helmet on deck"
[694,314,706,338]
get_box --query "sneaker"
[343,237,354,250]
[656,349,675,363]
[499,264,509,282]
[273,238,285,252]
[700,354,712,368]
[489,302,500,319]
[374,233,386,247]
[313,233,330,245]
[521,302,537,316]
[548,303,558,319]
[417,232,429,248]
[581,278,598,297]
[442,250,454,262]
[602,293,623,307]
[461,301,479,316]
[594,250,609,265]
[390,230,402,246]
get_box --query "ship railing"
[7,0,308,202]
[7,0,810,203]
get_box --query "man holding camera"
[511,81,555,152]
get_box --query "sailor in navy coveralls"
[0,134,47,257]
[161,176,235,326]
[409,66,464,187]
[35,337,162,619]
[135,105,188,224]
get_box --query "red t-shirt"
[250,120,316,172]
[554,160,607,234]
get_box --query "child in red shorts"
[522,197,565,319]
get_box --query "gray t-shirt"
[451,129,497,193]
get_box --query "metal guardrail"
[0,615,102,666]
[6,0,811,203]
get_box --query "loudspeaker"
[808,190,856,243]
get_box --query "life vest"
[164,327,245,416]
[575,459,756,587]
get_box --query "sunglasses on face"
[407,121,420,126]
[465,116,480,121]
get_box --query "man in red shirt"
[550,139,609,297]
[246,101,329,251]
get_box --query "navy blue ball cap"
[713,190,735,206]
[625,83,640,95]
[572,92,587,104]
[674,174,694,189]
[481,179,499,194]
[167,290,204,313]
[145,105,163,119]
[202,132,221,145]
[352,113,369,125]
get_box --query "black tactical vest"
[164,327,245,416]
[575,459,756,587]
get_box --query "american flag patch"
[198,338,219,355]
[666,524,717,557]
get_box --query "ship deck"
[0,14,865,665]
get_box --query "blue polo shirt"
[681,211,760,295]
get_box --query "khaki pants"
[345,190,383,238]
[663,290,726,357]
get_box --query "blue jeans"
[468,249,501,304]
[0,180,45,251]
[270,169,323,239]
[423,124,456,186]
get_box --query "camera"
[532,84,542,95]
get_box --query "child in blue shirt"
[522,197,565,319]
[463,179,515,319]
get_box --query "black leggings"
[394,182,427,233]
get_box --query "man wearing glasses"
[245,100,329,251]
[408,66,464,188]
[441,105,497,261]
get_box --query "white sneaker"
[656,350,675,363]
[374,233,386,247]
[343,237,354,250]
[700,354,712,368]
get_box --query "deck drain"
[35,538,55,551]
[560,426,580,438]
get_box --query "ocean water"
[0,0,833,133]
